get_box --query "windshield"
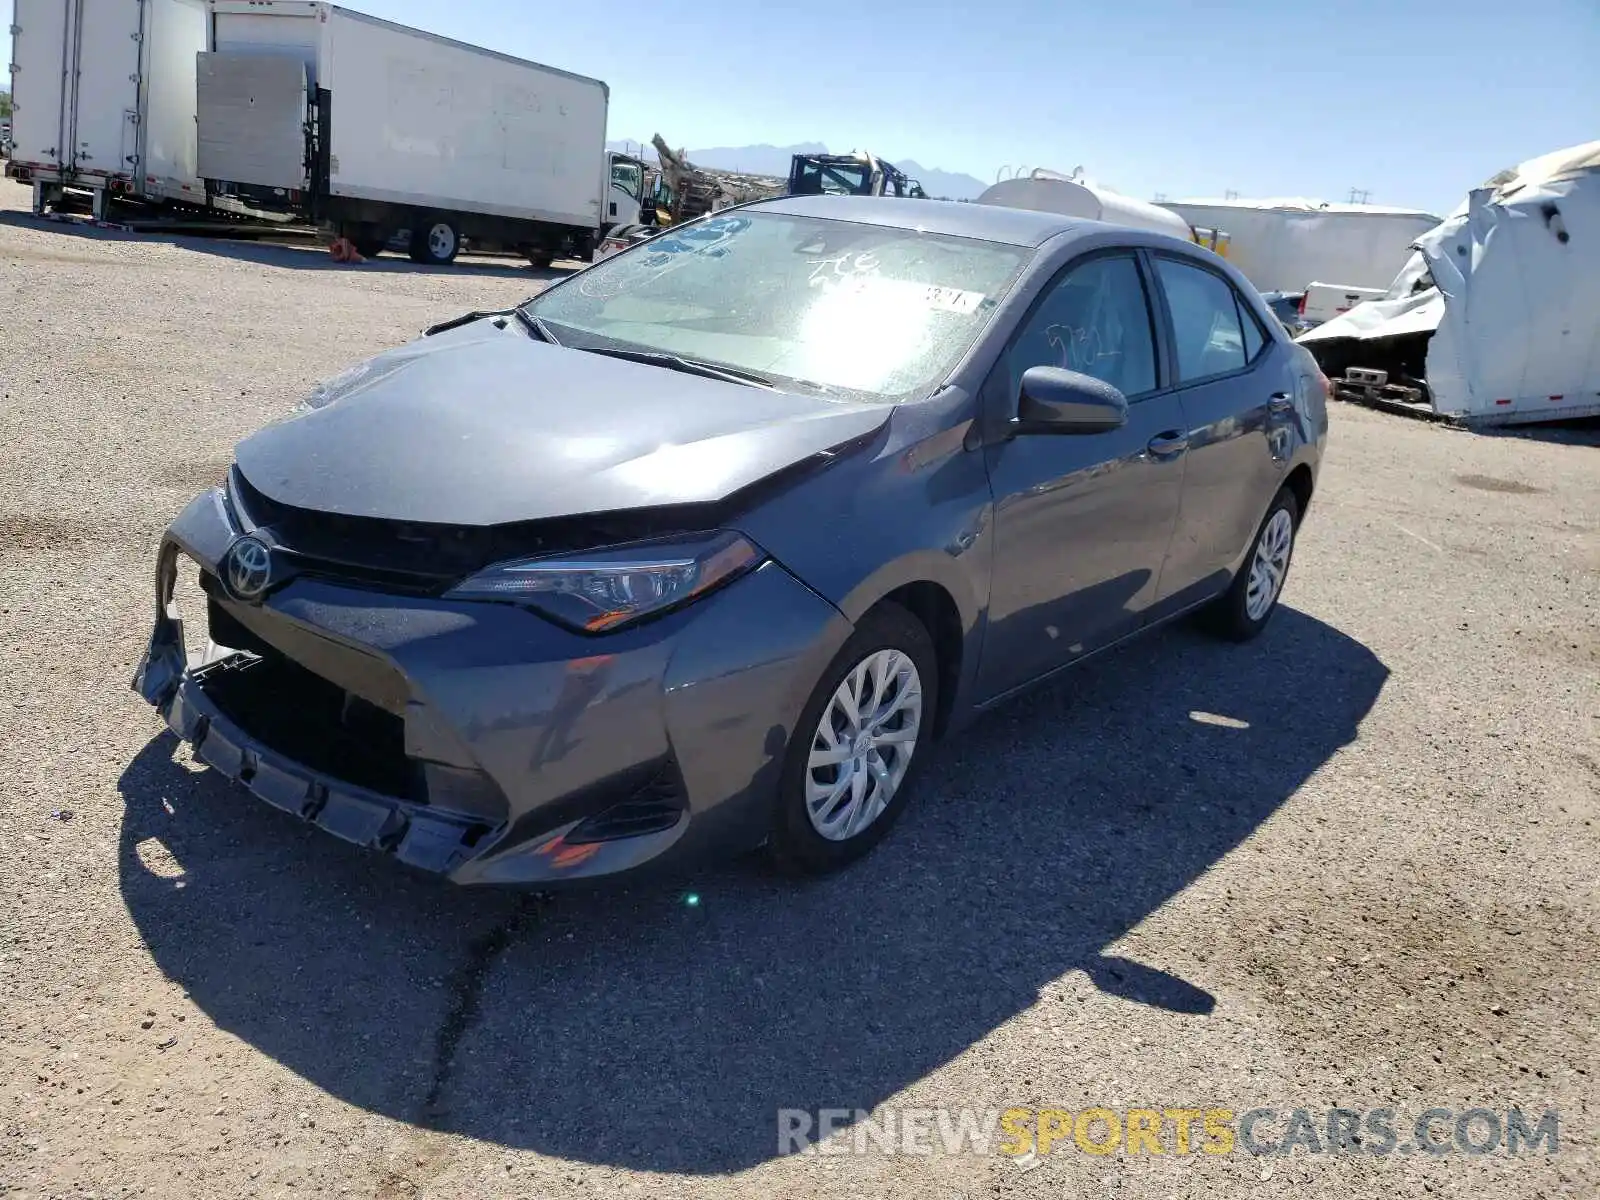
[792,159,874,196]
[521,212,1026,400]
[610,160,644,201]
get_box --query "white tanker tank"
[975,170,1196,240]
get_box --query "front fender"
[735,399,995,723]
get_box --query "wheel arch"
[833,552,985,741]
[866,582,964,740]
[1284,461,1315,522]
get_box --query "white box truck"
[6,0,210,217]
[197,2,646,264]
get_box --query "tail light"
[1297,293,1307,316]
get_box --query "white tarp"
[1300,140,1600,423]
[1156,197,1443,293]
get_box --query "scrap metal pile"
[649,135,786,224]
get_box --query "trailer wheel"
[523,248,556,270]
[410,219,460,266]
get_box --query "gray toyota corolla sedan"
[133,195,1328,886]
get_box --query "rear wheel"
[523,247,556,270]
[1200,487,1300,641]
[769,603,938,875]
[409,218,460,265]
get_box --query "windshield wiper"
[423,308,511,336]
[514,308,562,346]
[577,346,777,390]
[424,307,563,346]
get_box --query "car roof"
[751,195,1093,247]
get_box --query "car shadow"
[119,605,1387,1174]
[0,209,579,282]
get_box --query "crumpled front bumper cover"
[152,657,493,875]
[129,487,856,887]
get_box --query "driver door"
[977,252,1188,700]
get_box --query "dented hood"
[235,321,893,526]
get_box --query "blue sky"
[5,0,1595,214]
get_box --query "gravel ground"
[1,179,1596,1199]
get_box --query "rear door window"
[1155,257,1255,383]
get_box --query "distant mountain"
[606,139,988,200]
[894,161,989,201]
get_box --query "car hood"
[234,321,894,526]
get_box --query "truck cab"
[787,152,927,199]
[604,151,648,233]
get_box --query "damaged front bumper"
[132,487,852,887]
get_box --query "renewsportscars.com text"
[778,1105,1561,1159]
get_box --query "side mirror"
[1014,366,1129,435]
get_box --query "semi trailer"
[1155,197,1443,302]
[6,0,211,216]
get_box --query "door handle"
[1268,392,1294,414]
[1146,431,1189,457]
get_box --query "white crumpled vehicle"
[1299,140,1600,425]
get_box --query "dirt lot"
[1,180,1596,1199]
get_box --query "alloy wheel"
[804,649,924,842]
[1245,508,1295,621]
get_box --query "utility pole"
[1224,189,1239,200]
[1348,187,1371,204]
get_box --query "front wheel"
[1200,487,1300,641]
[409,218,460,265]
[768,603,938,875]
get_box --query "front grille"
[228,466,713,593]
[194,651,418,801]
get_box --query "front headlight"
[445,531,766,633]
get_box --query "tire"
[352,231,389,260]
[524,248,555,270]
[768,602,939,876]
[409,218,460,265]
[1200,486,1301,642]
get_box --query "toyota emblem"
[223,536,274,602]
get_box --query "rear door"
[68,0,144,181]
[977,251,1188,700]
[8,0,72,174]
[138,0,210,196]
[1148,253,1295,608]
